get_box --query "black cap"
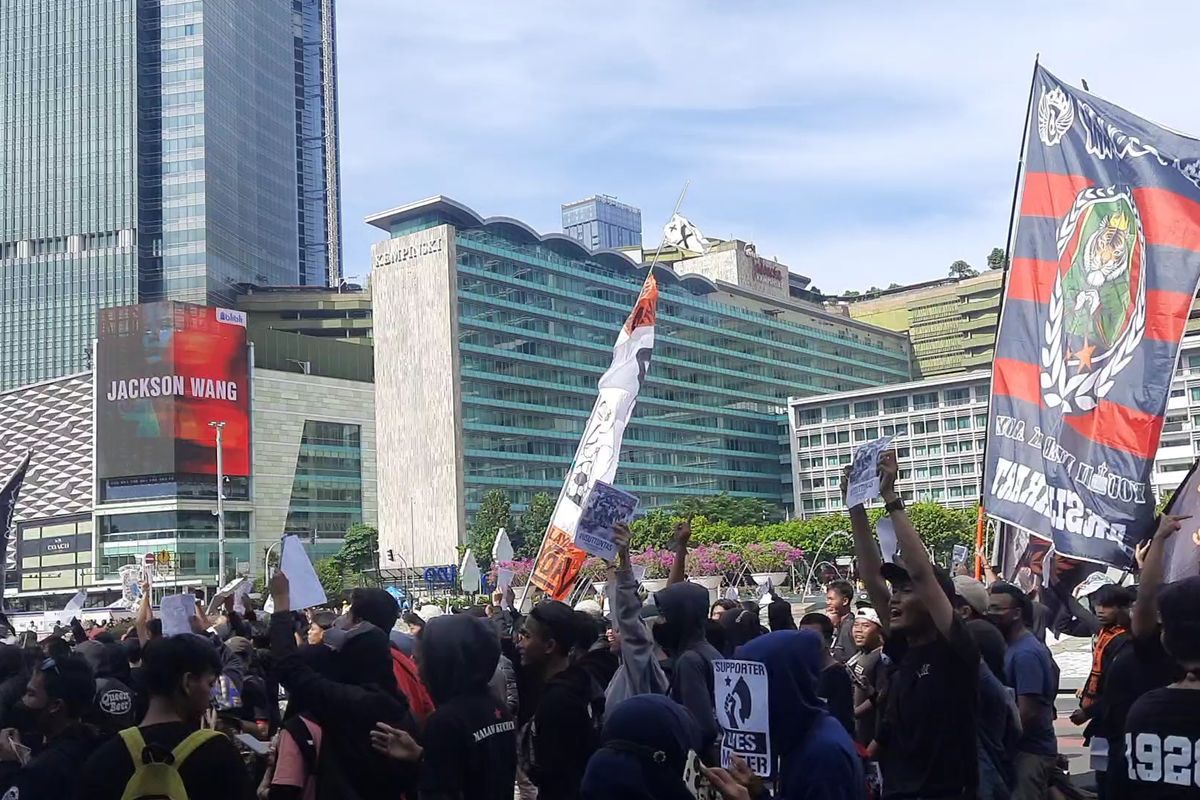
[880,558,957,603]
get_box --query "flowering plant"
[488,558,534,587]
[686,545,743,576]
[741,542,804,572]
[578,557,609,581]
[631,547,675,579]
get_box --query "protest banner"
[279,534,327,610]
[713,659,772,777]
[573,481,640,561]
[846,435,894,509]
[1162,458,1200,582]
[159,593,196,637]
[529,273,658,600]
[985,65,1200,567]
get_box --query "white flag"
[663,213,709,254]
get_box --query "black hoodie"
[417,615,516,800]
[653,582,722,757]
[74,640,138,733]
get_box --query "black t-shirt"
[0,726,100,800]
[877,618,980,799]
[818,661,856,739]
[1105,634,1182,799]
[74,721,250,800]
[1123,686,1200,798]
[848,647,887,746]
[420,692,517,800]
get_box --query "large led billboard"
[96,302,250,483]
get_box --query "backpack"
[117,727,222,800]
[282,715,366,800]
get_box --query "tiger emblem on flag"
[1041,186,1146,413]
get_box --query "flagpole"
[977,54,1039,580]
[515,182,690,612]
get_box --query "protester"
[952,575,1008,681]
[0,647,28,731]
[517,599,602,799]
[348,587,435,727]
[0,654,99,799]
[711,598,739,621]
[306,611,336,646]
[989,582,1058,800]
[403,611,427,638]
[846,606,886,747]
[74,638,139,735]
[798,612,856,738]
[739,629,867,799]
[77,634,250,800]
[827,580,857,663]
[651,580,723,759]
[1123,574,1200,799]
[718,606,764,657]
[767,597,797,632]
[848,453,981,799]
[603,523,669,709]
[266,572,418,800]
[371,614,517,799]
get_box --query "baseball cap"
[854,606,882,627]
[952,576,989,616]
[880,558,957,604]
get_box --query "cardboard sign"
[119,565,143,609]
[159,593,196,637]
[574,481,639,561]
[846,435,895,509]
[952,544,969,570]
[280,534,328,611]
[713,659,772,776]
[530,526,587,601]
[682,749,721,799]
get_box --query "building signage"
[373,237,445,269]
[751,259,784,286]
[42,536,73,555]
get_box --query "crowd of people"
[0,451,1195,798]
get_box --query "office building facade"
[236,283,371,344]
[0,357,375,610]
[788,339,1200,518]
[367,196,912,566]
[562,195,643,250]
[0,0,341,392]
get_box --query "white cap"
[854,606,882,627]
[416,604,443,622]
[573,599,603,616]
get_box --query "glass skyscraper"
[0,0,342,392]
[562,195,643,250]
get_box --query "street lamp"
[209,421,226,587]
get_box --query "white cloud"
[336,1,1200,288]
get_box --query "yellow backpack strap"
[170,728,223,767]
[119,727,147,765]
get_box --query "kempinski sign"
[373,236,445,268]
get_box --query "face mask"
[987,612,1013,635]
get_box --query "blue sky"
[335,2,1200,293]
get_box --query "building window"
[913,392,938,410]
[944,388,970,406]
[799,409,821,425]
[853,400,878,417]
[883,396,908,414]
[284,421,365,545]
[826,404,849,421]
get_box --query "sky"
[335,2,1200,294]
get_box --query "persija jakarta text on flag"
[984,65,1200,567]
[530,274,659,599]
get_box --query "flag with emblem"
[663,213,710,254]
[985,65,1200,567]
[530,274,658,600]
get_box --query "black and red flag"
[985,65,1200,567]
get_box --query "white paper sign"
[160,593,197,637]
[846,435,895,509]
[574,481,640,561]
[876,517,898,564]
[279,534,328,611]
[496,568,514,591]
[58,589,87,623]
[491,528,514,564]
[951,544,969,570]
[460,550,481,595]
[631,564,648,584]
[713,659,772,777]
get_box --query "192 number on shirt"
[1126,733,1200,786]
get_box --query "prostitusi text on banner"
[984,65,1200,567]
[530,274,659,600]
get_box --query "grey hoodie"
[652,581,722,754]
[604,564,668,710]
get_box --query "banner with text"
[531,275,658,599]
[985,65,1200,566]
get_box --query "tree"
[668,494,782,526]
[887,282,902,290]
[516,491,555,560]
[986,247,1007,271]
[314,557,346,599]
[843,290,861,298]
[468,489,512,569]
[336,524,378,573]
[949,260,979,279]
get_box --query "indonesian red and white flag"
[531,274,659,599]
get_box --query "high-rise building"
[0,0,342,392]
[366,196,912,566]
[562,195,642,250]
[838,271,1003,378]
